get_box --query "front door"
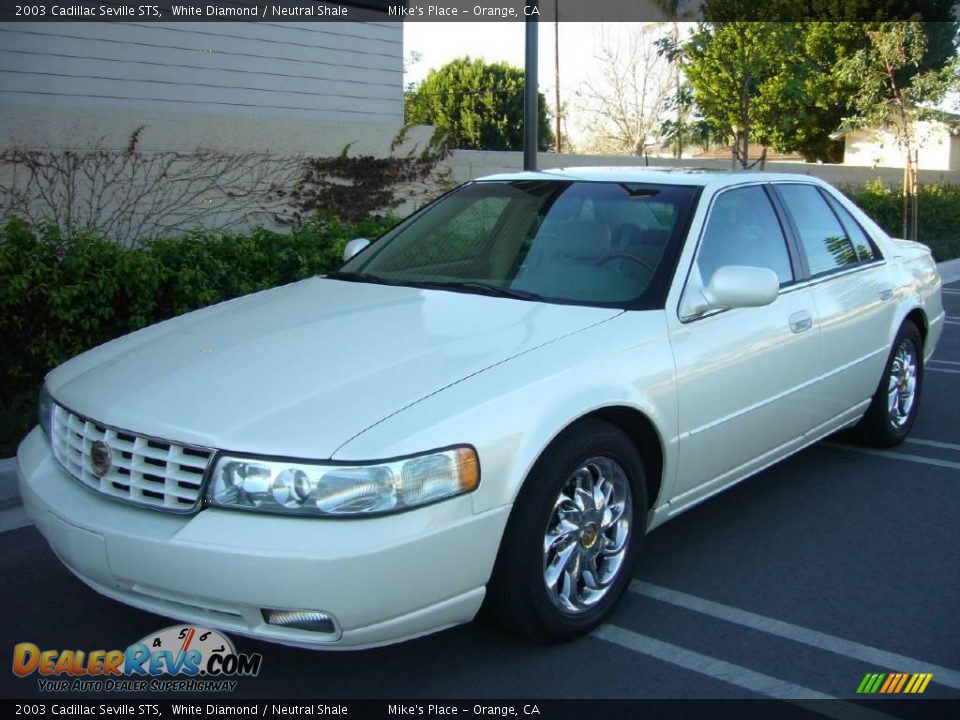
[668,184,823,503]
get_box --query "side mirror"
[704,265,779,309]
[681,265,779,320]
[343,238,371,262]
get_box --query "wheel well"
[584,406,664,509]
[904,308,928,345]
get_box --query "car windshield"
[334,179,699,307]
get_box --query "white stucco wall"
[440,150,960,190]
[842,123,958,171]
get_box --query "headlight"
[38,385,53,440]
[206,446,479,517]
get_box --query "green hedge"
[839,181,960,263]
[0,215,395,456]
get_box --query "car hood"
[48,278,622,458]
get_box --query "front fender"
[333,312,679,517]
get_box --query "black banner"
[3,699,960,720]
[0,0,957,23]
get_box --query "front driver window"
[696,185,794,287]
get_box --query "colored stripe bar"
[893,673,910,693]
[868,673,886,693]
[906,673,933,694]
[879,674,896,693]
[856,674,874,693]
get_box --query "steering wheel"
[596,252,656,273]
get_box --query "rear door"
[771,183,898,419]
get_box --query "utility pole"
[523,2,539,171]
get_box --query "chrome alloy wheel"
[887,338,918,428]
[542,456,632,614]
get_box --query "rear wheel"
[483,419,647,642]
[855,321,924,447]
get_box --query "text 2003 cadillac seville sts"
[19,169,944,649]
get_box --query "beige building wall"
[0,21,405,156]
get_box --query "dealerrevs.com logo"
[13,625,263,693]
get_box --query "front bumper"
[17,427,510,649]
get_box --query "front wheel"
[855,321,924,447]
[483,419,647,642]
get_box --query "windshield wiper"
[407,280,544,302]
[326,271,397,286]
[328,274,544,302]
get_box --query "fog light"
[263,609,338,633]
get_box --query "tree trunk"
[901,161,909,240]
[673,21,682,160]
[554,11,562,154]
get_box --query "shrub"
[0,215,396,456]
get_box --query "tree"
[575,24,674,155]
[404,57,553,151]
[652,1,702,158]
[654,26,717,158]
[656,83,715,157]
[691,0,959,162]
[837,22,960,239]
[683,22,799,168]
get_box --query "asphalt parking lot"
[2,279,958,706]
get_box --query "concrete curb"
[1,257,958,508]
[939,257,960,285]
[0,456,17,506]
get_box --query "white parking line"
[822,442,960,471]
[905,437,960,452]
[593,624,836,698]
[929,359,960,366]
[630,581,960,691]
[928,367,960,374]
[593,625,899,719]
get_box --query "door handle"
[879,286,894,301]
[789,310,813,334]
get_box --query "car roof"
[474,166,830,190]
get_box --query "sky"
[403,21,602,90]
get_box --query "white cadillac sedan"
[18,169,944,649]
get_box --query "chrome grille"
[50,404,213,512]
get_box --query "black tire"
[854,321,924,447]
[482,419,647,642]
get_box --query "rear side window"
[822,192,883,262]
[776,184,860,276]
[696,185,794,286]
